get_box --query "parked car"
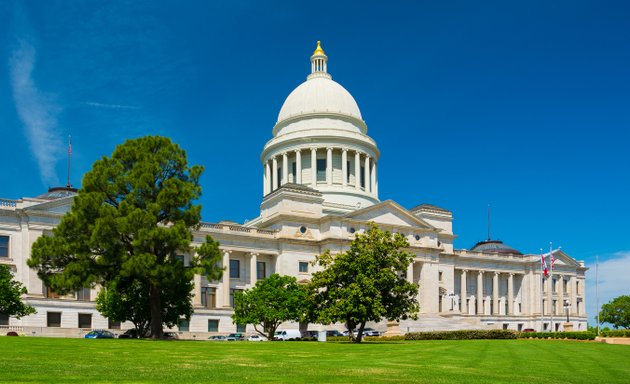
[301,330,319,341]
[247,335,268,342]
[163,332,179,340]
[208,335,227,341]
[521,328,536,333]
[118,329,149,339]
[84,330,116,339]
[326,330,344,337]
[225,333,245,341]
[362,328,380,336]
[274,329,301,341]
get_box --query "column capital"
[310,147,317,151]
[326,146,333,151]
[462,269,468,273]
[494,271,500,276]
[294,149,301,154]
[249,252,259,257]
[221,249,232,255]
[364,154,371,159]
[478,270,484,276]
[341,147,349,153]
[281,152,288,157]
[509,272,515,277]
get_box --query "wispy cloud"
[82,101,140,110]
[586,251,630,325]
[9,39,63,186]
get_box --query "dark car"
[118,329,149,339]
[85,330,116,339]
[521,328,536,333]
[326,330,344,337]
[225,333,245,341]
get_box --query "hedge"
[405,330,518,340]
[600,329,630,337]
[520,331,596,340]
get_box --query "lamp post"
[448,291,455,311]
[564,299,571,323]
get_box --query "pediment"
[25,197,74,216]
[550,249,582,268]
[344,200,435,230]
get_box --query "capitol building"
[0,42,588,336]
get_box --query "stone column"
[570,275,578,316]
[222,250,231,308]
[272,156,278,191]
[374,162,378,196]
[557,274,564,316]
[460,270,467,314]
[354,151,361,190]
[295,150,302,184]
[326,147,333,185]
[282,152,288,186]
[311,148,317,186]
[193,273,202,306]
[477,271,484,314]
[250,253,258,287]
[264,162,271,195]
[406,262,413,282]
[370,160,376,194]
[493,272,499,315]
[341,148,348,187]
[364,155,371,192]
[508,273,514,315]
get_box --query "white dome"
[277,77,363,123]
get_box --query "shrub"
[405,330,518,340]
[519,331,596,340]
[600,329,630,337]
[6,331,19,337]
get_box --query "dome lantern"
[308,41,331,80]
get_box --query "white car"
[247,335,268,341]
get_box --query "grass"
[1,337,629,383]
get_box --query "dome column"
[354,152,361,190]
[460,270,468,314]
[371,160,377,196]
[264,162,271,195]
[341,148,348,187]
[364,155,371,193]
[272,156,278,191]
[326,147,333,186]
[493,272,500,315]
[311,148,317,186]
[282,152,288,186]
[477,271,484,314]
[295,149,302,184]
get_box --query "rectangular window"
[278,167,283,185]
[0,313,8,326]
[256,261,266,280]
[316,159,326,182]
[438,271,443,282]
[230,259,240,278]
[208,319,219,332]
[47,312,62,327]
[201,287,216,309]
[360,166,365,188]
[76,287,91,301]
[236,323,246,333]
[108,319,121,330]
[347,161,351,183]
[178,319,189,332]
[298,261,309,273]
[78,313,92,329]
[0,236,8,257]
[292,162,296,182]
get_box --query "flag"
[541,252,549,278]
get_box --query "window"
[256,262,266,280]
[360,166,365,188]
[201,287,216,309]
[346,161,351,183]
[517,323,523,332]
[208,319,219,332]
[0,313,8,326]
[108,319,121,330]
[316,159,326,182]
[292,162,296,182]
[229,289,243,308]
[0,236,8,257]
[230,259,240,278]
[438,271,443,282]
[277,167,283,185]
[78,313,92,329]
[178,319,189,332]
[236,323,246,333]
[298,262,309,273]
[76,287,91,301]
[47,312,62,327]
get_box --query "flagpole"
[540,248,544,332]
[549,242,554,332]
[596,255,600,336]
[67,134,72,188]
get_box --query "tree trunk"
[149,283,163,339]
[355,321,367,343]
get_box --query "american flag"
[541,252,549,278]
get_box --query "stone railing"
[200,222,276,237]
[0,199,18,208]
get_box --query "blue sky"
[1,1,628,321]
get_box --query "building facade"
[0,42,588,337]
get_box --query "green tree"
[0,265,36,319]
[28,136,223,338]
[598,295,630,329]
[232,274,310,340]
[96,279,151,337]
[310,223,419,343]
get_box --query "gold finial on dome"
[313,40,325,56]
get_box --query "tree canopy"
[598,295,630,329]
[28,136,223,338]
[0,265,36,319]
[232,274,310,340]
[310,223,419,343]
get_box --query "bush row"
[405,330,518,340]
[520,331,596,340]
[600,329,630,337]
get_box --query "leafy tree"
[96,279,151,337]
[598,295,630,329]
[232,274,310,340]
[29,136,223,338]
[310,223,419,343]
[0,265,36,319]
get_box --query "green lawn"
[1,337,628,383]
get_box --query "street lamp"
[563,299,571,323]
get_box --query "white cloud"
[82,101,139,110]
[585,251,630,325]
[9,39,63,187]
